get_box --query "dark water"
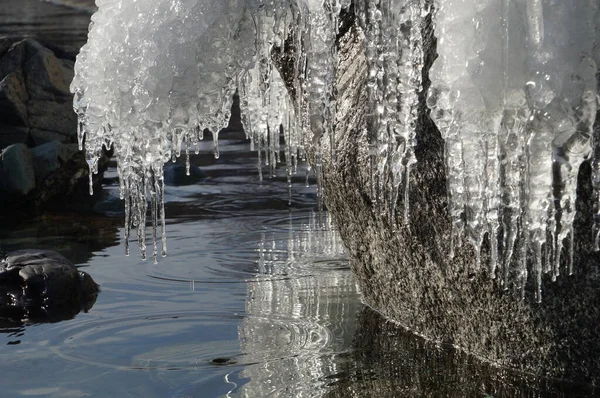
[0,2,595,397]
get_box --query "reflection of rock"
[0,39,109,213]
[238,213,361,397]
[0,250,99,324]
[0,212,121,266]
[325,308,588,398]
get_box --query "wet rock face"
[318,13,600,385]
[0,250,99,323]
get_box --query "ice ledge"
[322,11,600,384]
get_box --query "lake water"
[0,1,593,396]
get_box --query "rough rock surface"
[0,39,76,148]
[317,11,600,385]
[0,249,99,323]
[0,39,110,213]
[0,143,35,196]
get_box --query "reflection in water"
[0,212,121,265]
[238,212,362,397]
[236,213,594,398]
[325,308,596,398]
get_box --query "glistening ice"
[72,0,600,301]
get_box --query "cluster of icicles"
[72,0,600,301]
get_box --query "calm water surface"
[0,2,594,397]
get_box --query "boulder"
[31,140,78,183]
[22,41,71,100]
[0,71,28,126]
[310,10,600,385]
[27,99,77,137]
[0,124,29,149]
[0,143,35,196]
[0,39,76,150]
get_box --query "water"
[0,2,594,396]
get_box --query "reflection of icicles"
[240,211,358,397]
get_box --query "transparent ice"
[73,0,600,300]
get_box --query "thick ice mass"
[73,0,600,300]
[428,0,600,301]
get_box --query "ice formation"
[427,0,600,301]
[73,0,600,299]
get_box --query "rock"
[0,143,35,196]
[60,58,75,87]
[0,38,12,59]
[310,10,600,385]
[0,249,99,322]
[31,140,78,183]
[22,41,70,100]
[29,128,72,146]
[0,39,76,149]
[0,124,30,149]
[27,98,77,137]
[0,71,28,126]
[0,41,25,81]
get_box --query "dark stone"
[59,58,75,87]
[27,99,77,137]
[29,128,72,146]
[31,140,78,183]
[0,143,35,196]
[22,42,70,100]
[0,249,99,322]
[0,124,30,149]
[0,38,12,59]
[0,41,25,81]
[0,71,28,126]
[0,39,106,214]
[303,7,600,385]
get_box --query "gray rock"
[0,143,35,196]
[60,58,75,87]
[27,99,77,137]
[0,124,30,149]
[0,249,99,321]
[0,39,76,150]
[22,42,70,100]
[29,128,71,146]
[0,38,12,59]
[308,9,600,385]
[31,140,78,183]
[0,71,28,126]
[0,41,25,81]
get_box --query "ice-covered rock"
[73,0,600,298]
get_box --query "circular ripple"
[48,311,243,371]
[48,311,333,372]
